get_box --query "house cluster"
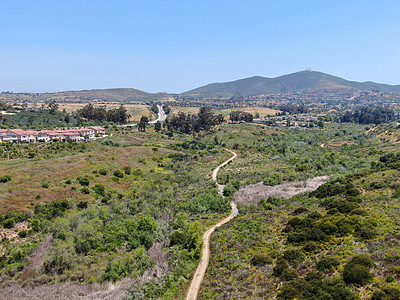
[254,114,322,128]
[0,126,106,143]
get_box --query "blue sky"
[1,0,400,93]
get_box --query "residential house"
[63,132,84,142]
[89,126,106,136]
[0,127,105,143]
[35,131,51,142]
[0,130,19,143]
[8,129,37,143]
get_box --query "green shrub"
[223,183,236,197]
[347,254,375,269]
[113,170,124,178]
[283,249,304,266]
[350,208,368,216]
[77,176,90,186]
[314,220,338,235]
[263,173,283,186]
[386,275,395,283]
[343,254,374,285]
[65,179,72,184]
[303,241,319,253]
[292,207,309,215]
[390,265,400,274]
[343,264,373,286]
[380,286,400,299]
[131,168,143,176]
[3,218,15,229]
[277,280,303,299]
[77,201,88,209]
[305,271,324,282]
[0,175,11,183]
[101,139,115,146]
[18,230,28,238]
[250,252,273,266]
[280,268,298,281]
[5,210,27,223]
[99,169,108,175]
[273,257,289,277]
[92,184,105,195]
[42,183,49,188]
[123,166,131,175]
[259,197,280,210]
[354,226,376,240]
[267,195,283,206]
[80,187,90,194]
[101,247,151,282]
[316,256,340,271]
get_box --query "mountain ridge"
[1,71,400,102]
[182,70,400,98]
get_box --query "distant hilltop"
[1,71,400,102]
[0,88,172,103]
[182,70,400,98]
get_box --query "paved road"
[186,149,238,300]
[118,104,166,127]
[149,104,167,124]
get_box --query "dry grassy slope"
[0,145,172,213]
[170,106,280,119]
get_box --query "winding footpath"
[186,149,238,300]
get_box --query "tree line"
[165,106,224,134]
[75,104,130,124]
[229,110,254,123]
[340,106,397,124]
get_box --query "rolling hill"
[0,88,172,103]
[182,70,400,98]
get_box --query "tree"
[343,254,374,285]
[138,116,149,132]
[47,100,59,114]
[229,110,241,123]
[154,121,162,132]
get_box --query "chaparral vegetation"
[0,102,400,300]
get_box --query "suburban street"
[118,104,166,127]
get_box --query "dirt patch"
[0,221,29,243]
[235,176,329,206]
[329,142,355,147]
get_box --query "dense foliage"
[341,105,396,124]
[76,103,130,124]
[229,110,254,123]
[166,106,224,134]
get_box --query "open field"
[58,103,154,121]
[217,106,280,118]
[170,106,201,115]
[170,106,280,119]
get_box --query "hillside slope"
[0,88,171,103]
[183,71,400,98]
